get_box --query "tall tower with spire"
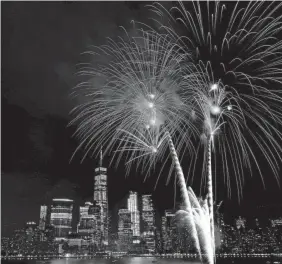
[93,146,108,246]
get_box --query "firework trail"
[207,136,214,255]
[175,188,213,264]
[190,82,231,257]
[70,28,202,254]
[189,188,213,264]
[165,131,201,257]
[149,0,282,258]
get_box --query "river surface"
[1,257,273,264]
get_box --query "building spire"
[100,145,103,167]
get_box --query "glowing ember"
[210,105,221,115]
[150,119,156,125]
[148,102,154,108]
[151,146,157,153]
[210,83,218,92]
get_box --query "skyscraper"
[93,148,108,245]
[39,205,48,231]
[25,221,38,242]
[89,202,102,249]
[80,202,93,217]
[235,216,246,252]
[50,198,73,240]
[128,191,140,237]
[118,209,133,252]
[141,195,156,252]
[161,216,167,252]
[78,202,96,238]
[162,210,177,252]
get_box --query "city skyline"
[2,0,282,242]
[4,186,282,256]
[2,140,282,237]
[2,158,282,256]
[5,187,282,239]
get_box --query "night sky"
[2,1,282,237]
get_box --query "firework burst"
[70,28,197,173]
[149,0,282,196]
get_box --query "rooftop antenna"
[100,145,103,167]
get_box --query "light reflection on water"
[2,258,271,264]
[3,258,200,264]
[38,258,199,264]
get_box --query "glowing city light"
[52,199,73,202]
[149,93,155,99]
[227,105,232,111]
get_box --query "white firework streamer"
[175,187,213,264]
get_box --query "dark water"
[1,258,272,264]
[2,259,198,264]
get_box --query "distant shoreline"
[1,253,281,260]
